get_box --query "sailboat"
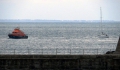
[98,7,109,38]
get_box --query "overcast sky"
[0,0,120,21]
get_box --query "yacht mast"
[100,7,102,32]
[98,7,109,38]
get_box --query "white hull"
[98,35,109,38]
[98,32,109,38]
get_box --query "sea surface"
[0,22,120,55]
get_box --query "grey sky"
[0,0,120,21]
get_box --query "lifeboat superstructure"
[8,27,28,39]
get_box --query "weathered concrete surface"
[106,36,120,54]
[0,55,120,70]
[114,36,120,54]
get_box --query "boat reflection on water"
[8,27,28,39]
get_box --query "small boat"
[8,27,28,39]
[98,7,109,38]
[98,32,109,38]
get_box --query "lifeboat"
[8,27,28,39]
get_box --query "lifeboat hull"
[8,34,28,39]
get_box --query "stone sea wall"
[0,55,120,70]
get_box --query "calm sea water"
[0,22,120,54]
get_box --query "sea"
[0,22,120,55]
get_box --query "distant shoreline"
[0,19,117,22]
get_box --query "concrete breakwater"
[0,36,119,70]
[0,55,120,70]
[0,33,120,70]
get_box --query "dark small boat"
[8,27,28,39]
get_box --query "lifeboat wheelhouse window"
[13,32,17,33]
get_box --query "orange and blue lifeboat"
[8,27,28,39]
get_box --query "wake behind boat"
[8,27,28,39]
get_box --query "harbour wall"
[0,31,119,70]
[0,54,120,70]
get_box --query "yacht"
[98,7,109,38]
